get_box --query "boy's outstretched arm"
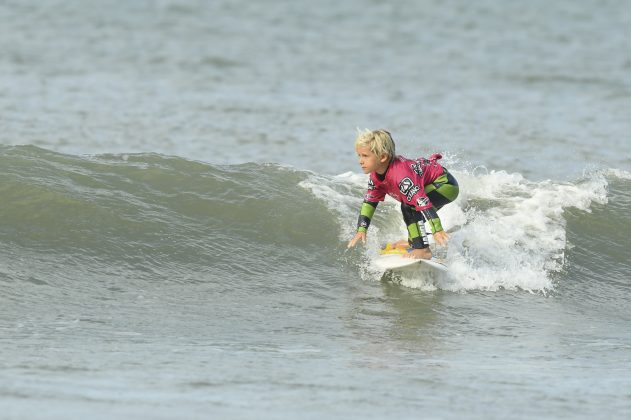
[348,201,378,248]
[420,205,449,247]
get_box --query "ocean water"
[1,0,630,419]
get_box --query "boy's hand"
[433,230,449,246]
[347,232,366,248]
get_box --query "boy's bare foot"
[404,248,432,260]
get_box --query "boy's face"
[356,146,389,174]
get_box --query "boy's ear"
[379,154,389,163]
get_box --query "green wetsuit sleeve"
[421,207,443,234]
[356,201,378,233]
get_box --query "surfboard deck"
[374,243,448,272]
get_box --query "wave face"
[2,145,627,295]
[0,146,341,294]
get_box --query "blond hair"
[354,128,396,160]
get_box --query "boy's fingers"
[435,231,449,246]
[347,234,366,248]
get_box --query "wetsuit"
[356,153,459,249]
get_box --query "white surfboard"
[374,245,448,272]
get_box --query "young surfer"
[347,129,459,259]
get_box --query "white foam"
[300,167,609,293]
[606,168,631,180]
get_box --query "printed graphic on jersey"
[406,185,420,201]
[398,177,413,194]
[367,179,376,190]
[410,162,424,176]
[416,196,430,207]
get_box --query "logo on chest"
[398,177,420,201]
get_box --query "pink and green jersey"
[363,153,445,211]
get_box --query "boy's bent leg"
[426,172,459,211]
[400,204,432,259]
